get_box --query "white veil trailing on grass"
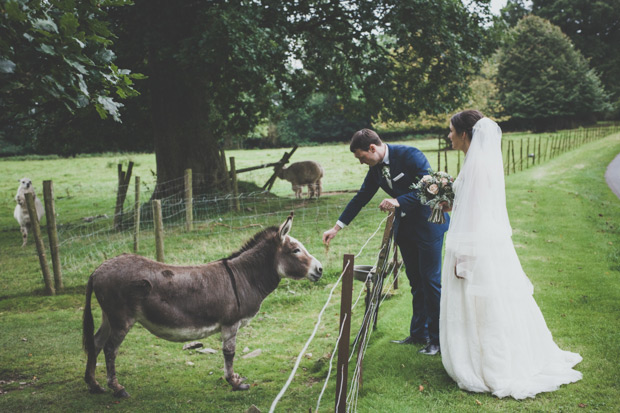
[441,117,583,400]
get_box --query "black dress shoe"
[418,343,440,355]
[390,336,429,345]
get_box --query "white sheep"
[277,161,324,199]
[14,178,45,247]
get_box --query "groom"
[322,129,448,355]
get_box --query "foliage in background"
[2,0,493,193]
[271,93,372,146]
[531,0,620,117]
[0,0,144,154]
[497,15,610,131]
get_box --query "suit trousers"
[396,227,443,345]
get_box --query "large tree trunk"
[146,2,230,200]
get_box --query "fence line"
[270,215,389,412]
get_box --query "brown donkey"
[83,213,322,397]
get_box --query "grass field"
[0,131,619,412]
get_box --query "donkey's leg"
[84,314,111,394]
[221,322,249,391]
[103,319,134,398]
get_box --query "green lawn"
[0,131,618,412]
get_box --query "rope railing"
[270,215,390,412]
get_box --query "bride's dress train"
[440,237,582,399]
[439,118,582,399]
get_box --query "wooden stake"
[335,254,354,413]
[520,139,523,171]
[25,192,54,295]
[153,200,165,262]
[437,138,441,171]
[133,176,141,253]
[230,157,240,212]
[184,169,193,231]
[43,180,62,291]
[114,161,134,229]
[511,140,516,174]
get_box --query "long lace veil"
[446,117,512,257]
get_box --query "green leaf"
[97,96,123,122]
[64,57,87,74]
[39,44,56,55]
[33,16,59,33]
[59,13,79,37]
[0,59,16,74]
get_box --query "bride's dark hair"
[451,110,484,140]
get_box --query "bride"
[439,110,582,399]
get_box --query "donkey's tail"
[82,275,95,355]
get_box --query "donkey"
[83,213,322,397]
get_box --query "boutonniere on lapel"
[381,164,392,189]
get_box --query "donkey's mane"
[225,226,279,260]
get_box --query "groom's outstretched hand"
[322,225,341,246]
[379,198,399,212]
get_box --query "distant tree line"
[1,0,617,194]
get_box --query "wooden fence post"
[43,180,62,291]
[335,254,354,413]
[526,138,531,168]
[153,200,165,262]
[519,139,523,171]
[25,192,54,295]
[511,140,516,174]
[504,140,510,176]
[114,161,134,229]
[184,169,193,231]
[230,157,240,212]
[133,176,141,253]
[437,138,441,171]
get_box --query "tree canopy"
[531,0,620,109]
[497,15,609,131]
[0,0,142,144]
[2,0,493,195]
[116,0,493,195]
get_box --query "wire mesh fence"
[2,122,618,296]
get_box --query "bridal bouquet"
[410,170,455,224]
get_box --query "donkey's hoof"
[114,388,130,398]
[89,385,106,394]
[233,383,250,391]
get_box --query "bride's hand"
[441,201,452,212]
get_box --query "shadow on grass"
[0,284,87,312]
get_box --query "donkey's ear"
[278,212,294,243]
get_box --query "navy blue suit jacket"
[339,144,449,243]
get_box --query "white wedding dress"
[439,118,582,399]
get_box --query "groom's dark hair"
[451,110,484,140]
[350,129,382,152]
